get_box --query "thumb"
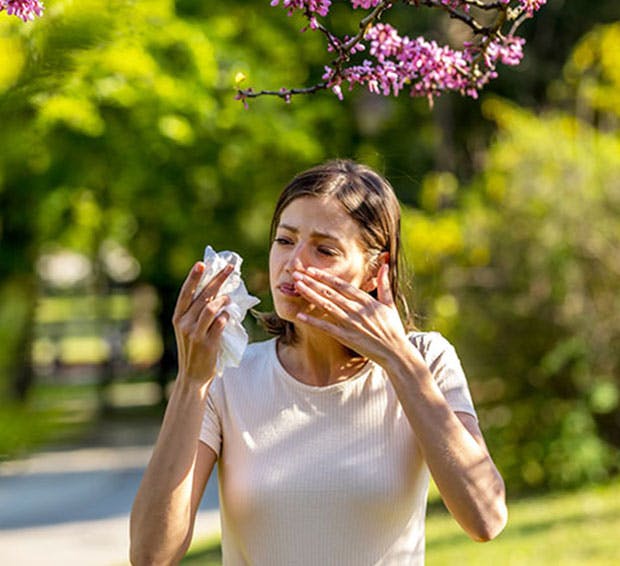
[377,264,394,306]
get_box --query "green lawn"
[425,478,620,565]
[182,477,620,565]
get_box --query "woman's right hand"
[172,261,234,386]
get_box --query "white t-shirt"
[200,332,476,565]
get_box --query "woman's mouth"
[278,283,300,297]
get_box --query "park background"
[1,0,619,564]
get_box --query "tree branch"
[238,0,545,104]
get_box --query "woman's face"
[269,195,373,323]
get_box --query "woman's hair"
[257,159,414,344]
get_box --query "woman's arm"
[381,348,507,541]
[129,383,218,564]
[129,262,232,565]
[293,264,507,541]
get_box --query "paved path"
[0,424,221,566]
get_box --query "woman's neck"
[277,327,367,387]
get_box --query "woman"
[130,160,507,565]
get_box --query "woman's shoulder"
[243,337,277,363]
[219,338,276,380]
[210,338,276,399]
[406,330,464,369]
[407,330,455,354]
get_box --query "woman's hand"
[292,264,412,366]
[172,261,233,386]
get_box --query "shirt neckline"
[271,338,374,393]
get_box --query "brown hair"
[256,159,414,343]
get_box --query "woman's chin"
[275,306,300,324]
[274,300,310,324]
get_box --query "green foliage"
[0,401,74,459]
[0,0,351,396]
[0,379,98,459]
[406,92,620,491]
[561,22,620,119]
[1,0,620,497]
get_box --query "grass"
[181,535,224,566]
[426,478,620,565]
[181,476,620,565]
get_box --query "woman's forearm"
[383,344,507,541]
[129,378,213,565]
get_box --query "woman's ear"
[361,251,390,292]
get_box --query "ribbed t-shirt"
[199,332,476,565]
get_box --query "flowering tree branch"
[237,0,546,106]
[0,0,44,21]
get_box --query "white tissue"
[194,246,260,376]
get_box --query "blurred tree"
[461,97,619,490]
[403,52,620,489]
[0,0,343,400]
[1,2,618,497]
[425,0,620,179]
[559,21,620,126]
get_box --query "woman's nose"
[286,244,306,272]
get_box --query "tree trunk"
[0,275,38,402]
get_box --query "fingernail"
[306,267,317,275]
[292,271,304,280]
[195,262,205,273]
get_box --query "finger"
[302,267,371,302]
[294,278,349,321]
[173,262,206,322]
[187,263,234,318]
[293,271,358,312]
[195,295,231,335]
[377,264,394,306]
[202,311,230,351]
[296,312,361,354]
[196,263,234,301]
[205,309,230,341]
[296,311,346,340]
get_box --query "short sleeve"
[408,331,477,419]
[199,378,223,456]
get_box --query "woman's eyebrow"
[278,223,342,243]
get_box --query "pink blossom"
[520,0,546,16]
[260,0,548,103]
[323,22,528,100]
[0,0,44,21]
[350,0,382,9]
[486,36,525,66]
[270,0,331,17]
[440,0,471,13]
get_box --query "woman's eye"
[317,246,338,257]
[274,237,293,246]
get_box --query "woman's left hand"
[293,264,412,366]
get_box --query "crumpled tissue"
[193,246,260,376]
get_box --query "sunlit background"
[1,0,619,563]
